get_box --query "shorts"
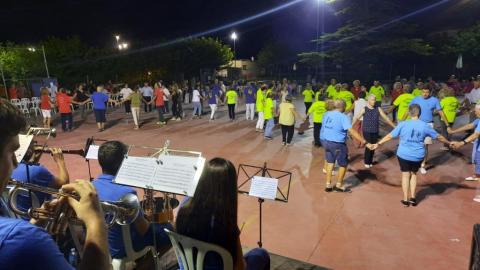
[424,122,434,144]
[397,156,422,172]
[322,140,348,167]
[94,109,106,123]
[475,150,480,174]
[41,109,51,118]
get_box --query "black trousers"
[304,102,312,114]
[60,113,73,131]
[281,124,294,143]
[313,122,322,146]
[228,104,235,119]
[164,100,170,113]
[363,131,378,165]
[144,96,152,112]
[172,101,180,118]
[124,100,131,113]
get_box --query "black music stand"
[84,137,108,181]
[237,162,292,248]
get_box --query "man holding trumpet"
[0,99,110,269]
[11,143,69,216]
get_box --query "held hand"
[61,180,104,227]
[50,147,65,163]
[450,141,464,149]
[447,127,453,134]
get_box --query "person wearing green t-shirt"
[439,88,460,146]
[306,97,327,147]
[263,92,275,139]
[412,82,424,97]
[327,83,340,99]
[369,80,385,107]
[255,85,267,131]
[226,88,238,120]
[336,86,355,114]
[326,78,337,98]
[302,83,315,114]
[122,86,146,130]
[392,89,415,122]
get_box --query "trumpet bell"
[103,193,141,226]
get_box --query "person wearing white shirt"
[464,81,480,124]
[161,82,171,114]
[119,83,133,114]
[191,88,202,118]
[352,91,368,147]
[48,82,58,98]
[140,82,154,112]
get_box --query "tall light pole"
[230,32,238,68]
[41,45,50,78]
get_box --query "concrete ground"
[30,98,478,269]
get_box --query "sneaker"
[474,196,480,203]
[419,167,427,174]
[286,143,291,146]
[282,142,286,146]
[264,136,272,140]
[175,118,181,121]
[364,164,370,169]
[465,176,480,181]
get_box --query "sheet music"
[249,176,278,200]
[15,134,33,162]
[150,155,203,196]
[85,145,99,160]
[114,156,158,188]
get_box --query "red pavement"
[33,103,478,270]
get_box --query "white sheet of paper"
[150,155,204,196]
[114,156,158,188]
[85,145,99,160]
[15,135,34,162]
[249,176,278,200]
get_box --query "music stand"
[84,137,108,181]
[237,162,292,247]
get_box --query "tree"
[441,23,480,57]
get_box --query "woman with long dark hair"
[176,158,270,270]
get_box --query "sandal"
[409,198,417,206]
[401,200,410,207]
[333,186,351,193]
[325,184,333,192]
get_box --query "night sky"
[1,0,479,58]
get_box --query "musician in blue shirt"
[0,99,110,270]
[92,140,173,259]
[372,104,449,207]
[11,145,69,218]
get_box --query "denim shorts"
[475,150,480,174]
[322,140,348,167]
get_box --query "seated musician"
[11,144,69,216]
[0,99,110,270]
[92,140,173,259]
[176,157,270,270]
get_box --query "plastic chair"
[10,98,20,105]
[164,229,233,270]
[18,99,30,116]
[30,99,41,116]
[111,224,160,270]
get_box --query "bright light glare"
[122,43,128,49]
[115,35,120,41]
[27,47,36,52]
[230,32,238,40]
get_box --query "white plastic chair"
[30,99,41,116]
[10,98,20,105]
[164,229,233,270]
[111,224,160,270]
[18,99,30,116]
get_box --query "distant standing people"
[326,79,337,99]
[390,82,404,122]
[56,88,78,132]
[371,104,449,206]
[302,83,315,114]
[119,84,133,114]
[352,91,368,147]
[40,87,53,128]
[244,82,256,120]
[369,80,385,107]
[141,82,154,112]
[73,84,89,119]
[278,95,303,146]
[439,87,460,150]
[122,86,144,130]
[83,85,117,132]
[226,86,238,121]
[255,85,267,132]
[208,84,220,121]
[171,85,182,121]
[263,92,275,140]
[191,86,202,119]
[306,95,327,147]
[161,82,171,114]
[391,84,414,122]
[152,84,166,125]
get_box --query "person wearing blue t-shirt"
[409,88,450,174]
[450,104,480,184]
[320,99,367,193]
[82,85,117,132]
[0,100,110,270]
[372,104,449,207]
[208,84,220,120]
[244,82,256,120]
[11,146,69,218]
[91,141,173,260]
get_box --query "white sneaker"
[419,167,427,174]
[465,176,480,181]
[364,164,370,169]
[474,196,480,203]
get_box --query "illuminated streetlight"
[230,32,238,68]
[27,47,36,52]
[115,35,120,42]
[122,43,128,49]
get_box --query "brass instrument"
[26,127,57,138]
[7,179,140,235]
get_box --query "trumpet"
[32,145,85,157]
[7,179,140,235]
